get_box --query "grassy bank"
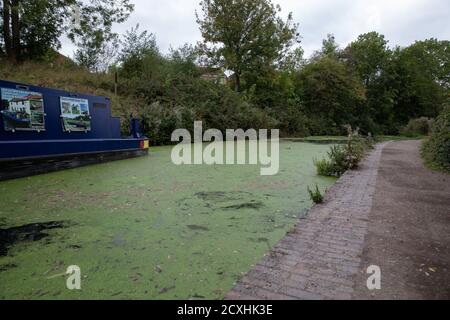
[0,59,137,133]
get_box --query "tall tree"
[344,32,390,86]
[295,57,366,135]
[10,0,19,60]
[343,32,394,133]
[1,0,75,62]
[0,0,133,67]
[391,39,450,122]
[117,24,158,78]
[1,0,20,61]
[196,0,299,91]
[1,0,12,58]
[69,0,134,71]
[311,34,340,61]
[21,0,75,59]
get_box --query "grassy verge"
[283,136,351,144]
[376,135,426,142]
[421,150,450,173]
[285,135,426,144]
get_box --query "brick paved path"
[226,143,388,300]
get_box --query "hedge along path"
[227,142,388,300]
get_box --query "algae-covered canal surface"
[0,141,336,300]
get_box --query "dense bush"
[136,86,278,145]
[314,128,374,177]
[422,107,450,172]
[400,117,433,137]
[113,31,282,145]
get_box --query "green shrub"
[314,127,374,177]
[135,79,279,145]
[307,185,324,204]
[422,106,450,172]
[329,145,350,176]
[400,117,433,137]
[313,158,335,176]
[314,145,349,177]
[346,133,373,167]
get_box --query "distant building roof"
[199,67,227,84]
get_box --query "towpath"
[227,140,450,300]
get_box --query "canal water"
[0,141,336,299]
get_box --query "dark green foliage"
[299,35,449,137]
[345,32,390,86]
[0,0,133,68]
[0,0,75,61]
[422,106,450,173]
[295,57,366,135]
[389,40,449,125]
[135,81,277,146]
[343,32,395,134]
[307,185,324,204]
[20,0,73,60]
[197,0,300,92]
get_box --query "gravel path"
[227,140,450,300]
[353,140,450,300]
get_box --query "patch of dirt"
[248,237,269,243]
[179,191,265,212]
[0,221,67,256]
[187,225,210,232]
[195,191,251,203]
[353,140,450,300]
[223,201,264,210]
[158,286,176,294]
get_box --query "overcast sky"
[61,0,450,59]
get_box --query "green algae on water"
[0,141,336,300]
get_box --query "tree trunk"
[11,0,20,62]
[234,71,241,92]
[2,0,12,58]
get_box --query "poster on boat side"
[0,87,45,132]
[60,96,91,132]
